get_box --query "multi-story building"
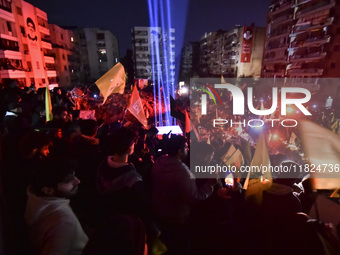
[132,26,175,85]
[262,0,340,78]
[0,0,57,88]
[76,28,119,83]
[49,24,80,87]
[179,42,199,83]
[199,26,265,78]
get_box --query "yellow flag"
[127,85,148,128]
[221,144,237,164]
[225,149,244,169]
[299,120,340,189]
[244,133,272,199]
[331,120,339,134]
[95,62,126,104]
[289,132,297,145]
[45,86,53,122]
[221,75,226,84]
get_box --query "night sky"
[26,0,272,58]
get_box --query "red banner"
[241,27,253,63]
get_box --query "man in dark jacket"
[152,135,218,254]
[96,127,157,240]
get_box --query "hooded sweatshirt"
[152,155,214,225]
[25,188,88,255]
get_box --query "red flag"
[185,111,191,133]
[127,86,148,128]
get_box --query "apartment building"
[199,25,265,78]
[77,28,119,82]
[262,0,340,78]
[132,26,175,85]
[179,42,199,83]
[49,24,81,87]
[0,0,57,88]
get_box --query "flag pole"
[121,108,128,127]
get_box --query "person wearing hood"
[151,135,218,255]
[25,157,88,255]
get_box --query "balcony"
[0,38,19,51]
[262,69,285,76]
[263,57,287,64]
[0,50,21,60]
[47,70,57,77]
[290,36,330,49]
[293,18,333,36]
[267,31,290,41]
[0,69,26,78]
[287,68,323,76]
[271,14,293,25]
[0,32,18,42]
[290,52,326,62]
[44,56,55,64]
[265,45,288,53]
[39,25,50,35]
[41,40,52,50]
[296,0,335,19]
[269,0,294,16]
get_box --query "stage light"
[180,86,188,94]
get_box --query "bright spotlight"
[180,87,188,95]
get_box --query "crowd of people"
[1,82,340,255]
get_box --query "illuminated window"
[71,37,74,42]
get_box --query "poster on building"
[134,78,148,90]
[241,27,253,63]
[22,1,46,80]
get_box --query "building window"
[16,6,22,15]
[62,54,65,60]
[27,61,32,70]
[61,34,63,40]
[71,36,74,42]
[97,33,105,40]
[6,21,12,32]
[0,0,12,12]
[331,62,336,68]
[24,44,29,54]
[20,26,26,37]
[98,49,107,62]
[64,66,67,71]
